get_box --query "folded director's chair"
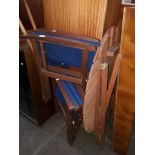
[20,26,121,145]
[54,27,122,145]
[20,29,100,143]
[20,0,122,145]
[83,28,122,145]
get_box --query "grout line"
[32,121,65,155]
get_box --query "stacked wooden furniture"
[19,0,56,125]
[83,27,122,145]
[20,26,122,145]
[19,0,124,146]
[20,29,99,144]
[43,0,121,39]
[112,7,135,155]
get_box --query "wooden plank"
[20,34,97,51]
[20,45,55,125]
[19,18,33,51]
[107,54,122,104]
[23,0,37,30]
[47,65,81,78]
[57,81,75,110]
[41,69,83,85]
[33,28,100,42]
[43,0,121,39]
[112,7,135,155]
[19,0,44,29]
[39,42,52,100]
[95,63,108,145]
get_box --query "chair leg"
[66,109,75,145]
[67,121,74,145]
[73,115,82,141]
[66,110,82,145]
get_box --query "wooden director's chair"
[20,29,99,144]
[83,28,122,145]
[20,26,122,145]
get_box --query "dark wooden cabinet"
[112,7,135,155]
[19,42,55,125]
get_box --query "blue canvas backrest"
[30,31,100,73]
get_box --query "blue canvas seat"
[54,80,84,107]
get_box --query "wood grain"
[112,7,135,155]
[19,0,44,29]
[20,43,55,125]
[23,0,37,30]
[43,0,121,39]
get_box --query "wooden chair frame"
[20,32,98,86]
[55,27,121,145]
[20,26,121,145]
[20,0,122,146]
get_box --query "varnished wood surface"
[19,0,44,29]
[83,27,122,146]
[43,0,121,39]
[20,32,98,87]
[112,7,135,155]
[23,0,37,30]
[20,43,55,125]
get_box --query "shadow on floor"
[19,112,117,155]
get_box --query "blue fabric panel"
[65,82,83,105]
[44,43,82,68]
[30,31,100,46]
[87,51,95,72]
[60,81,79,106]
[30,31,98,71]
[54,81,84,107]
[45,42,95,71]
[54,87,66,104]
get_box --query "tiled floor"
[19,112,118,155]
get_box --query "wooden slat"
[57,81,75,110]
[33,28,100,42]
[95,63,108,145]
[31,40,51,101]
[19,0,44,29]
[39,42,51,99]
[94,27,119,62]
[41,69,83,85]
[19,18,33,51]
[20,34,97,51]
[47,65,81,78]
[75,85,85,99]
[83,60,102,133]
[23,0,37,30]
[107,54,122,104]
[112,7,135,155]
[43,0,121,39]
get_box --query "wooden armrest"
[20,34,97,51]
[29,28,100,43]
[57,81,76,110]
[75,85,85,99]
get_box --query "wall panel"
[43,0,121,39]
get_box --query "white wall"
[122,0,132,3]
